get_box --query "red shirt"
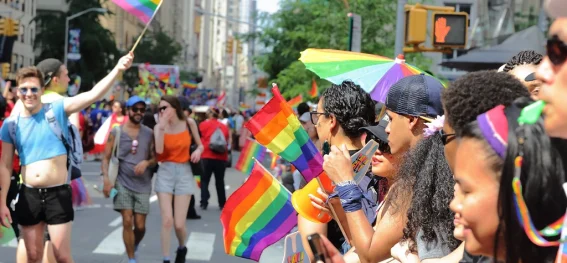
[0,120,20,174]
[199,119,230,161]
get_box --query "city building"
[0,0,37,75]
[99,1,144,52]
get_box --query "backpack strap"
[43,103,72,184]
[7,115,19,148]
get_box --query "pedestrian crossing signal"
[432,12,468,48]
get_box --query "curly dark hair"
[321,80,376,138]
[503,50,543,72]
[387,133,460,253]
[461,97,567,263]
[442,70,530,135]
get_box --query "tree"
[252,0,430,99]
[34,0,120,92]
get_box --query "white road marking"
[108,195,157,227]
[92,227,125,255]
[186,232,215,261]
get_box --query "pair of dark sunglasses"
[440,130,455,145]
[365,134,391,154]
[547,35,567,66]
[131,107,145,113]
[19,87,39,95]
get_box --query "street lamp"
[64,7,108,67]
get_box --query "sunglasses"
[365,133,391,154]
[131,107,146,113]
[547,35,567,66]
[19,87,39,95]
[131,139,138,154]
[159,106,168,112]
[440,130,455,145]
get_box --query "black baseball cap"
[36,59,63,87]
[360,115,389,143]
[385,74,444,120]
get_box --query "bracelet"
[336,184,363,212]
[336,180,356,187]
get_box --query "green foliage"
[34,0,120,93]
[514,7,541,32]
[253,0,431,98]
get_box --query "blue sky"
[257,0,280,14]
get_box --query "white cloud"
[257,0,280,14]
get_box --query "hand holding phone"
[307,233,329,263]
[109,188,118,199]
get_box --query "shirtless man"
[0,53,133,263]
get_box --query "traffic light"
[1,63,10,79]
[236,40,243,54]
[405,8,427,45]
[432,12,469,48]
[226,38,233,54]
[0,18,6,35]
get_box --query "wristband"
[336,184,363,212]
[336,180,356,187]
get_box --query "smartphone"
[307,233,329,263]
[109,188,118,199]
[322,141,331,155]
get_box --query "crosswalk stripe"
[92,227,125,255]
[186,232,215,261]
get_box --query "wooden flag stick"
[130,0,164,53]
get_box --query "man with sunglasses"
[537,8,567,139]
[102,96,156,263]
[0,53,133,263]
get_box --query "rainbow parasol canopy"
[300,48,439,102]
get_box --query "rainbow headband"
[477,105,508,159]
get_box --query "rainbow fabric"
[183,81,198,89]
[235,140,266,175]
[245,85,323,183]
[287,94,303,109]
[309,79,318,98]
[195,175,201,189]
[112,0,161,24]
[221,160,297,261]
[269,152,279,170]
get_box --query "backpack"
[8,103,83,181]
[209,125,227,154]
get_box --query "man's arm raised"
[63,52,134,115]
[0,142,14,227]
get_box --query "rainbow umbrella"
[300,48,441,102]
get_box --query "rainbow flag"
[112,0,162,24]
[235,140,266,175]
[221,160,297,261]
[244,84,323,183]
[309,78,318,97]
[183,81,198,89]
[195,175,201,189]
[287,94,303,109]
[269,152,279,170]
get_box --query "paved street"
[0,153,286,263]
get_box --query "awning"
[439,26,546,71]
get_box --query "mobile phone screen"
[307,233,329,262]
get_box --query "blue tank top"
[0,100,69,165]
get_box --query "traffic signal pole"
[394,0,407,56]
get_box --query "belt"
[23,184,69,193]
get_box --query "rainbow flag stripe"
[195,175,201,189]
[112,0,161,24]
[183,81,198,89]
[245,85,323,183]
[221,160,297,261]
[287,94,303,109]
[309,79,318,98]
[235,140,266,175]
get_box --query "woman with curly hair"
[298,80,377,261]
[451,98,567,263]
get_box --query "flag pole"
[130,0,164,53]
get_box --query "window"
[19,25,24,43]
[30,28,33,45]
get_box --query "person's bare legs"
[120,209,136,259]
[47,222,74,263]
[173,194,190,246]
[158,192,174,258]
[17,234,57,263]
[19,223,46,263]
[43,240,57,263]
[134,213,147,250]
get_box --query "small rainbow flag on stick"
[309,78,318,98]
[194,175,201,189]
[287,94,303,109]
[221,160,297,261]
[235,139,266,175]
[112,0,162,24]
[245,84,323,183]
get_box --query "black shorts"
[16,185,74,226]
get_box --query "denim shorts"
[155,162,197,195]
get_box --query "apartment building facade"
[1,0,36,73]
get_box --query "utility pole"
[394,0,407,56]
[233,40,239,108]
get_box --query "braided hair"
[503,50,543,72]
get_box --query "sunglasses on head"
[547,35,567,66]
[131,107,145,113]
[19,87,39,95]
[365,133,391,154]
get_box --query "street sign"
[348,13,361,52]
[432,12,468,48]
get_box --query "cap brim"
[360,125,388,143]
